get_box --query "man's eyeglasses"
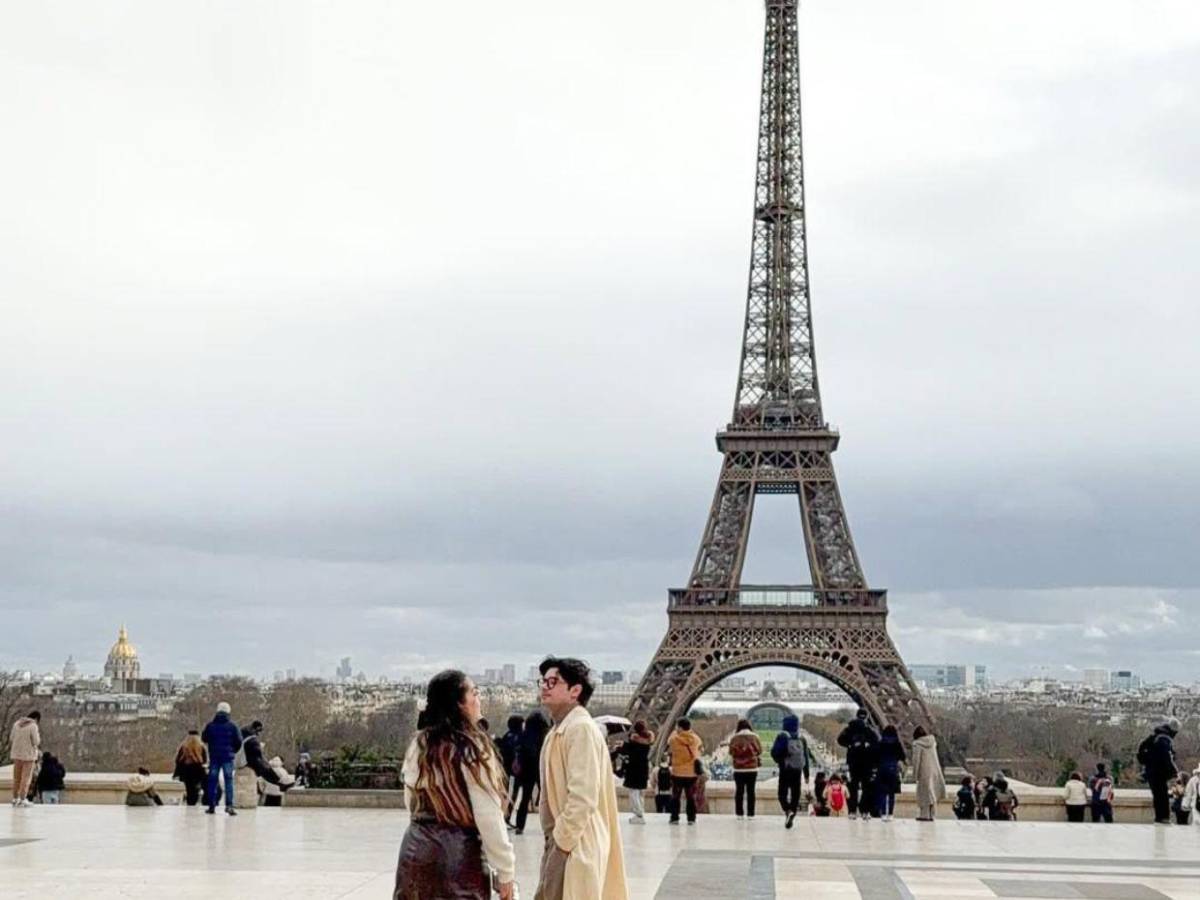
[539,676,562,690]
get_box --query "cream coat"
[911,734,946,815]
[539,705,629,900]
[9,718,40,762]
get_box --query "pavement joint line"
[677,848,1200,869]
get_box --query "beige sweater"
[9,718,40,762]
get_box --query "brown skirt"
[394,820,489,900]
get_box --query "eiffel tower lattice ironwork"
[628,0,931,751]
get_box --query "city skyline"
[3,1,1199,684]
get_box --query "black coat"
[620,738,652,791]
[37,758,66,792]
[837,719,880,773]
[496,729,521,776]
[874,734,906,792]
[1145,729,1178,782]
[515,728,545,787]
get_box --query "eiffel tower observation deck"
[627,0,931,749]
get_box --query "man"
[9,710,41,808]
[667,718,703,826]
[769,714,810,828]
[236,720,294,805]
[1088,762,1115,823]
[496,714,524,823]
[1141,717,1180,824]
[535,656,627,900]
[201,701,243,815]
[837,708,880,819]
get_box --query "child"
[259,756,295,807]
[811,771,830,816]
[828,773,847,817]
[655,758,673,814]
[953,776,976,820]
[693,757,710,815]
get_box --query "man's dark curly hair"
[539,656,595,707]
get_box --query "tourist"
[728,718,763,819]
[35,751,66,804]
[237,721,294,798]
[201,701,243,816]
[260,756,293,807]
[512,709,550,835]
[827,773,847,816]
[911,725,946,821]
[770,714,811,829]
[294,752,313,788]
[985,774,1019,821]
[395,670,515,900]
[693,757,710,815]
[836,708,879,820]
[1088,763,1114,823]
[811,771,829,816]
[974,776,991,820]
[1181,763,1200,829]
[533,656,627,900]
[1171,776,1190,825]
[618,720,653,825]
[173,729,208,807]
[8,710,41,808]
[496,714,524,822]
[654,757,672,814]
[1139,717,1180,824]
[1063,771,1088,822]
[125,768,164,806]
[667,717,703,826]
[874,724,905,821]
[953,776,976,820]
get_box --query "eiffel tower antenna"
[628,0,932,753]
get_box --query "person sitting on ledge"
[125,768,164,806]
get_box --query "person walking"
[654,758,672,814]
[173,729,208,807]
[9,710,41,808]
[667,718,703,826]
[911,726,946,821]
[534,656,627,900]
[728,718,763,819]
[1140,718,1180,824]
[874,724,906,821]
[201,701,242,815]
[617,720,653,825]
[395,670,516,900]
[497,714,524,823]
[35,751,66,804]
[953,776,976,820]
[1063,771,1088,822]
[836,708,879,819]
[1088,763,1115,823]
[770,714,811,829]
[512,710,550,835]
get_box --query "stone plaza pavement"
[4,805,1200,899]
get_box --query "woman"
[1063,771,1088,822]
[1171,775,1190,825]
[911,725,946,821]
[173,729,209,806]
[396,670,516,900]
[35,752,66,804]
[728,718,762,819]
[874,725,906,821]
[1182,763,1200,828]
[619,720,654,824]
[985,774,1019,821]
[512,709,550,835]
[125,768,164,806]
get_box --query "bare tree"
[266,679,330,764]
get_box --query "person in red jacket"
[728,719,763,818]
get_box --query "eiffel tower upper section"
[682,0,871,605]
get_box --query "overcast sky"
[2,1,1198,686]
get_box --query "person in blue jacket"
[770,714,811,829]
[201,702,243,815]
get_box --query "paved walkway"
[4,805,1200,898]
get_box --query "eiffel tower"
[628,0,931,751]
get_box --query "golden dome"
[108,624,138,660]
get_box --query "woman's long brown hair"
[177,732,205,765]
[415,670,508,827]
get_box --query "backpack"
[829,784,846,811]
[1137,734,1156,767]
[995,791,1016,819]
[783,736,808,772]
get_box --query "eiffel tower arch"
[628,0,931,758]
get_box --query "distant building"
[62,655,79,682]
[910,664,987,689]
[285,669,296,681]
[1111,670,1142,691]
[528,665,540,682]
[273,670,284,683]
[336,657,353,682]
[103,626,141,693]
[601,671,624,685]
[501,664,516,685]
[1083,668,1110,689]
[483,668,499,684]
